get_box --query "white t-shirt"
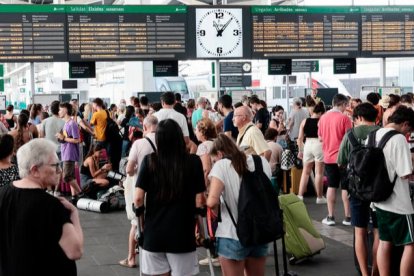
[128,133,156,175]
[372,128,414,215]
[154,108,189,137]
[196,140,214,156]
[208,155,272,240]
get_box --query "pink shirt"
[318,109,352,164]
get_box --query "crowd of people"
[0,90,413,276]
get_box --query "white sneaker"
[342,217,352,226]
[199,257,220,266]
[316,197,327,204]
[322,216,336,226]
[297,195,304,201]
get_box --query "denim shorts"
[216,237,268,261]
[350,196,378,228]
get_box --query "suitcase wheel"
[288,256,297,265]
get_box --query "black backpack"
[224,155,284,247]
[347,129,399,202]
[104,110,122,143]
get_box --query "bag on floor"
[278,193,325,263]
[98,186,126,211]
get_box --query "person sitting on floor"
[80,144,113,199]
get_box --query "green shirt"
[337,125,380,166]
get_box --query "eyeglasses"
[45,163,62,173]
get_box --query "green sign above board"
[0,5,413,62]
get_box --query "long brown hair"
[210,134,247,176]
[15,113,29,153]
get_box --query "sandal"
[118,258,137,268]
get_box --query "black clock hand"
[217,18,233,37]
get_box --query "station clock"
[195,8,243,58]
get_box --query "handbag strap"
[145,137,156,152]
[237,124,253,146]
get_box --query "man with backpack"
[90,98,107,147]
[372,106,414,276]
[337,103,380,276]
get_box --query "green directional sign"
[0,79,4,92]
[0,64,3,77]
[292,61,319,73]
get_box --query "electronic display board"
[361,6,414,57]
[0,5,67,62]
[251,6,360,59]
[66,5,187,61]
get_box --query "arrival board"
[251,6,360,59]
[361,6,414,57]
[0,5,67,62]
[66,5,187,61]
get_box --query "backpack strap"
[145,137,156,153]
[347,129,360,149]
[223,197,237,228]
[105,110,111,122]
[378,130,400,149]
[375,129,400,184]
[237,124,253,146]
[367,129,377,148]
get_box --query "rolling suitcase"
[278,193,325,264]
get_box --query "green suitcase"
[278,193,325,264]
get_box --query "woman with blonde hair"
[207,134,271,276]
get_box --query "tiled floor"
[77,191,360,275]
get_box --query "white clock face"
[196,8,243,58]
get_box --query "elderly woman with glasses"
[0,138,83,276]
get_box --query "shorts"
[63,161,76,183]
[376,207,414,246]
[216,237,268,261]
[303,138,324,163]
[325,163,347,190]
[350,196,378,228]
[140,249,199,276]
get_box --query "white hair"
[143,115,158,127]
[17,138,57,178]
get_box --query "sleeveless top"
[303,118,319,138]
[80,164,93,180]
[5,117,15,129]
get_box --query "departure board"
[361,6,414,57]
[66,6,187,61]
[251,6,360,59]
[0,5,66,62]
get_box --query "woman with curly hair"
[195,118,217,187]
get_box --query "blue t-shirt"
[61,119,80,162]
[223,111,238,140]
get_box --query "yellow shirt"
[90,110,107,141]
[236,122,270,156]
